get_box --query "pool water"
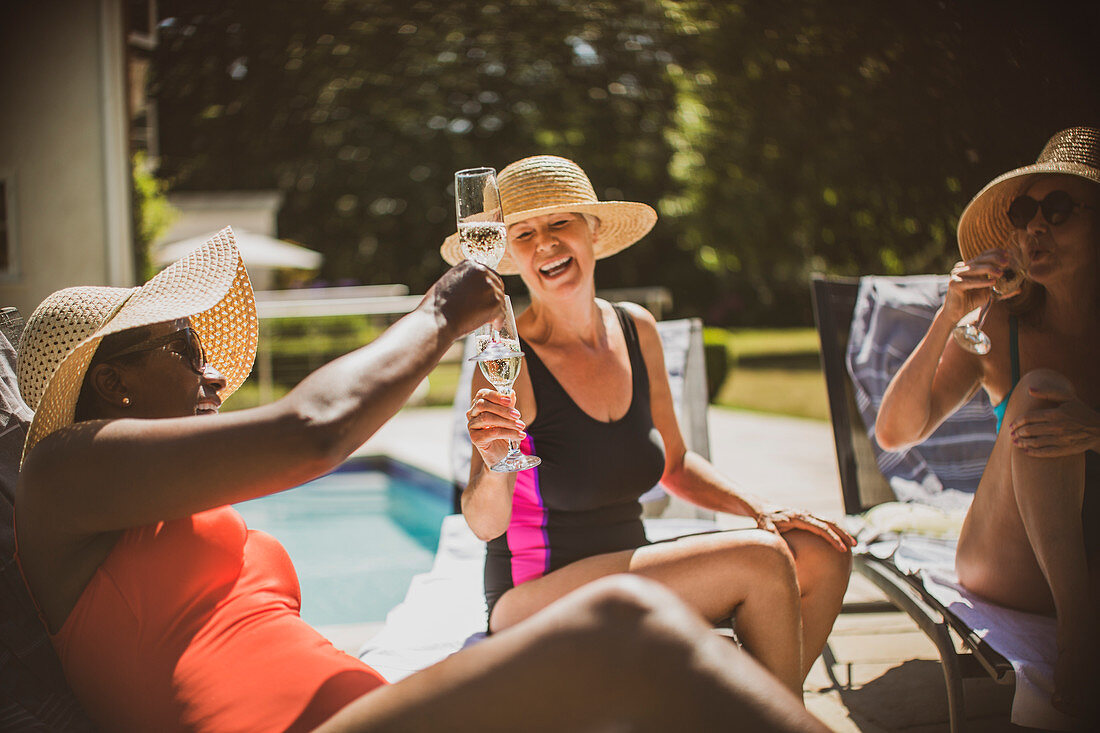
[233,457,453,627]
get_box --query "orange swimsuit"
[46,506,386,732]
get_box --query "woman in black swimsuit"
[876,127,1100,718]
[445,155,855,697]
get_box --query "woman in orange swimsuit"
[876,127,1100,719]
[15,228,826,732]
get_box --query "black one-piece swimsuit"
[482,305,666,620]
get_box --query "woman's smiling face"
[110,318,227,419]
[507,212,597,299]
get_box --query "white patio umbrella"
[153,230,323,273]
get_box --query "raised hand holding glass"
[952,243,1028,355]
[455,166,516,360]
[477,296,540,472]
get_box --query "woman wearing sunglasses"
[14,229,825,732]
[876,127,1100,718]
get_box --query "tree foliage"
[155,0,1100,325]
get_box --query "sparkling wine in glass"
[476,297,540,472]
[455,167,506,269]
[455,166,513,360]
[952,247,1027,355]
[459,221,507,269]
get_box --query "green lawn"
[708,327,829,422]
[718,327,822,360]
[714,366,829,421]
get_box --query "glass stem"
[973,293,995,331]
[502,387,520,455]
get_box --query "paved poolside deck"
[352,405,1017,731]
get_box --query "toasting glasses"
[455,167,514,362]
[454,167,541,471]
[951,244,1028,355]
[455,167,507,269]
[476,296,541,472]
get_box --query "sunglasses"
[1006,190,1093,230]
[99,327,208,375]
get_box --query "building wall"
[0,0,132,320]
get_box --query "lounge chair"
[358,315,719,680]
[811,274,1073,732]
[0,307,94,731]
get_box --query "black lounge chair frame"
[810,274,1014,732]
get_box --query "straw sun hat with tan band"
[17,226,258,462]
[441,155,657,275]
[957,126,1100,262]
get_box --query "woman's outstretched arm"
[623,303,853,550]
[316,575,828,733]
[20,261,506,532]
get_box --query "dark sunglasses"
[1006,190,1093,230]
[99,327,208,375]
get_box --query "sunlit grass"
[424,362,463,405]
[713,367,829,422]
[712,327,820,360]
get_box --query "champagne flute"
[455,167,514,360]
[952,245,1027,355]
[477,296,541,472]
[455,167,506,268]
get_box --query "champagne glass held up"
[454,168,540,470]
[455,167,506,269]
[454,167,514,360]
[478,296,541,472]
[952,245,1028,355]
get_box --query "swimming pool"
[233,456,454,627]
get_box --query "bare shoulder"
[612,302,668,373]
[16,422,107,540]
[17,423,97,501]
[615,301,660,344]
[616,300,658,327]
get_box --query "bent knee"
[574,574,678,623]
[566,575,704,663]
[739,529,798,578]
[1006,369,1076,414]
[786,529,852,572]
[785,530,852,597]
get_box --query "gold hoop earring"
[121,396,131,406]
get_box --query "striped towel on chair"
[845,275,996,506]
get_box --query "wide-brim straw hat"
[957,126,1100,262]
[17,227,258,461]
[441,155,657,275]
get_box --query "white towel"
[865,531,1075,730]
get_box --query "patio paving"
[355,405,1019,731]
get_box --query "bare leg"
[490,529,805,695]
[782,529,852,678]
[956,369,1094,713]
[317,576,828,733]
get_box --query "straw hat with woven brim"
[957,126,1100,262]
[441,155,657,275]
[17,227,258,462]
